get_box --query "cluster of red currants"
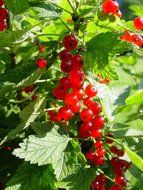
[121,17,143,47]
[0,0,8,32]
[121,30,143,47]
[102,0,122,18]
[36,44,47,68]
[21,85,37,101]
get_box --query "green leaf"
[13,127,70,180]
[5,163,56,190]
[5,97,46,140]
[126,90,143,105]
[0,82,16,101]
[30,1,61,19]
[4,0,29,14]
[124,144,143,171]
[129,5,143,17]
[17,69,44,88]
[56,167,96,190]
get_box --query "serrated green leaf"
[4,97,46,141]
[56,167,96,190]
[4,0,29,14]
[17,69,44,88]
[5,163,56,190]
[13,127,70,180]
[129,5,143,17]
[124,144,143,171]
[126,90,143,105]
[0,82,16,101]
[30,1,61,19]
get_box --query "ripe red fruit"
[0,8,8,19]
[64,93,78,106]
[69,69,84,83]
[57,106,73,121]
[58,50,72,61]
[53,86,67,100]
[59,77,71,90]
[23,85,34,93]
[61,60,73,73]
[72,89,83,99]
[62,35,78,51]
[70,102,80,113]
[85,151,96,161]
[79,122,92,138]
[92,180,100,190]
[106,133,113,144]
[48,110,58,122]
[110,157,119,166]
[39,45,46,53]
[85,85,98,98]
[110,185,121,190]
[36,58,47,68]
[0,0,3,6]
[110,146,118,154]
[114,176,126,187]
[120,30,132,42]
[115,10,122,18]
[80,108,93,122]
[95,140,103,148]
[131,33,143,47]
[117,149,125,157]
[97,147,105,157]
[102,0,119,14]
[0,20,7,31]
[72,54,83,68]
[95,156,105,165]
[134,17,143,30]
[92,115,105,129]
[91,128,102,138]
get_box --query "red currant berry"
[64,93,78,106]
[85,151,96,161]
[57,106,73,121]
[48,110,58,122]
[80,108,93,122]
[23,85,34,93]
[117,149,125,157]
[131,33,143,47]
[114,165,124,176]
[0,0,3,6]
[97,147,105,157]
[72,89,83,99]
[95,156,105,165]
[115,10,122,19]
[96,174,107,183]
[110,185,121,190]
[39,45,46,53]
[79,122,92,138]
[61,60,73,73]
[70,102,80,113]
[0,8,8,19]
[110,157,119,166]
[114,176,126,187]
[92,115,105,129]
[106,133,114,144]
[72,54,83,68]
[62,35,78,51]
[120,30,132,42]
[110,146,118,154]
[90,102,102,115]
[58,50,72,61]
[102,0,119,14]
[0,20,7,31]
[59,77,71,90]
[91,128,102,138]
[53,86,67,100]
[95,140,103,148]
[85,85,98,98]
[36,58,47,68]
[4,146,12,151]
[134,17,143,30]
[92,180,100,190]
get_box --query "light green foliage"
[126,90,143,105]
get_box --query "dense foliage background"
[0,0,143,189]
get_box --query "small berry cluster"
[0,0,8,32]
[102,0,122,18]
[91,174,107,190]
[36,44,47,68]
[134,17,143,30]
[121,30,143,47]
